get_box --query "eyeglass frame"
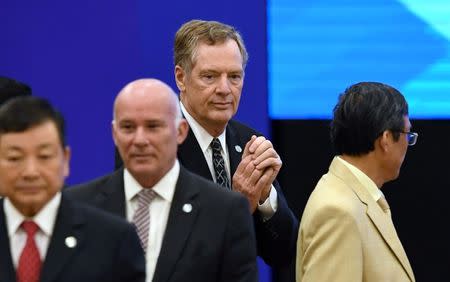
[397,131,418,146]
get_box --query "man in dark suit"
[115,19,298,270]
[66,78,258,282]
[0,96,145,282]
[173,19,298,268]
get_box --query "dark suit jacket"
[0,196,145,282]
[114,119,299,267]
[178,119,298,267]
[65,166,258,282]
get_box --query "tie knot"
[210,138,223,153]
[21,221,39,236]
[377,195,390,213]
[137,189,156,206]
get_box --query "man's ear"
[175,65,186,92]
[176,118,189,145]
[111,120,118,146]
[377,130,392,152]
[63,146,71,178]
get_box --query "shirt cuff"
[257,185,278,221]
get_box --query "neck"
[199,121,226,137]
[340,154,385,188]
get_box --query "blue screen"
[268,0,450,119]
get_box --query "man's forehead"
[116,115,166,124]
[192,41,243,65]
[2,142,55,150]
[0,123,61,148]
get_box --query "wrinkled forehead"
[191,39,244,68]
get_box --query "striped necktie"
[132,189,156,254]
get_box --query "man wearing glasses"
[296,82,417,282]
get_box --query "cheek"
[116,136,133,151]
[232,87,242,101]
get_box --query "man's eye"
[229,74,242,83]
[39,154,53,160]
[7,156,21,162]
[120,124,134,131]
[202,74,215,81]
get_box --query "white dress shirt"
[180,102,278,219]
[124,160,179,282]
[4,192,61,268]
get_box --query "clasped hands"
[232,135,282,212]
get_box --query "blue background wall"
[1,1,271,280]
[1,0,269,184]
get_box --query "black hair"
[0,96,66,147]
[0,76,32,105]
[331,82,408,155]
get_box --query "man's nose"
[216,75,232,95]
[22,158,40,179]
[133,127,149,146]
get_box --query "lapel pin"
[182,203,192,213]
[235,145,242,153]
[65,236,77,248]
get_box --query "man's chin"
[10,196,46,217]
[209,111,234,125]
[129,165,155,176]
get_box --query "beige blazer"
[296,157,415,282]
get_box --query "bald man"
[65,79,258,282]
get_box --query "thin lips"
[130,153,151,158]
[16,185,42,191]
[212,102,232,106]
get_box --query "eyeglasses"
[399,131,418,146]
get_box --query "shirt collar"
[337,156,382,202]
[4,192,61,237]
[180,101,227,153]
[124,160,180,203]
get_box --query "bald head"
[113,78,181,124]
[112,78,188,188]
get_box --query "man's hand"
[232,135,282,212]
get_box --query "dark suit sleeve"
[114,147,123,170]
[254,179,299,267]
[112,223,146,282]
[220,195,258,282]
[227,120,299,267]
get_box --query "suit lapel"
[40,196,85,282]
[330,158,415,281]
[152,167,200,282]
[95,169,127,217]
[0,200,16,282]
[226,123,244,177]
[178,128,212,181]
[366,204,415,281]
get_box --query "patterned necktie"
[132,189,156,255]
[377,194,391,216]
[17,220,41,282]
[210,138,230,189]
